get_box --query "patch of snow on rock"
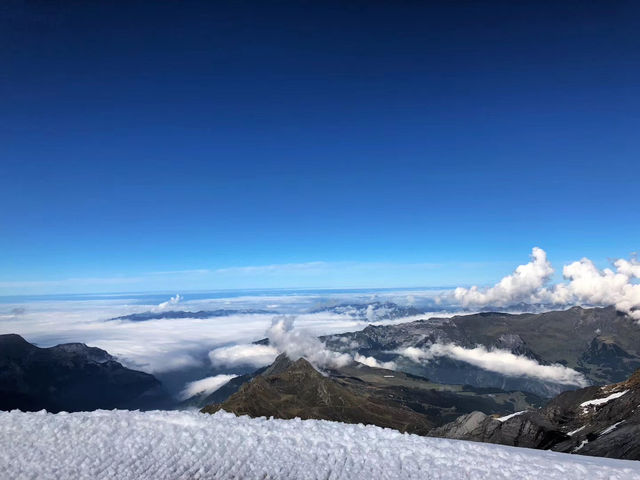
[601,421,626,436]
[497,410,527,422]
[581,390,629,412]
[567,425,586,436]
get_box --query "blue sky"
[1,1,639,295]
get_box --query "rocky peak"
[0,334,36,358]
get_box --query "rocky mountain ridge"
[432,368,640,460]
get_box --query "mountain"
[310,301,423,320]
[202,355,434,435]
[0,334,169,412]
[322,306,640,396]
[201,354,542,431]
[432,368,640,460]
[110,309,273,322]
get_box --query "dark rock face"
[322,306,640,397]
[0,334,168,412]
[201,354,542,432]
[431,411,567,450]
[432,368,640,461]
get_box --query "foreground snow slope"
[1,410,639,480]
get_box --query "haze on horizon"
[1,1,638,296]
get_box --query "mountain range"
[202,351,640,460]
[321,306,640,396]
[110,308,274,322]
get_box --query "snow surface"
[581,389,629,408]
[2,410,640,480]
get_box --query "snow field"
[1,409,639,480]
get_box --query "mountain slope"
[202,355,434,434]
[323,306,640,396]
[0,333,168,412]
[202,354,542,431]
[432,368,640,460]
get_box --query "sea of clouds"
[1,247,639,397]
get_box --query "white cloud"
[157,294,183,310]
[208,344,278,369]
[178,374,238,401]
[453,247,554,307]
[550,257,640,320]
[451,248,640,321]
[353,353,397,370]
[397,343,588,387]
[266,316,353,369]
[207,316,356,371]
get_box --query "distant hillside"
[322,306,640,396]
[110,308,273,321]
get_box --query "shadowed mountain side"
[0,334,170,412]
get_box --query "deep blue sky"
[1,1,639,294]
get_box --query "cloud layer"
[397,343,588,387]
[353,353,397,370]
[208,344,279,369]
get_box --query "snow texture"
[1,410,640,480]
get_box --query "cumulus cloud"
[208,344,278,369]
[397,344,588,387]
[208,316,354,371]
[454,247,554,308]
[550,257,640,320]
[451,247,640,320]
[267,316,353,369]
[178,374,238,401]
[353,353,397,370]
[158,294,183,310]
